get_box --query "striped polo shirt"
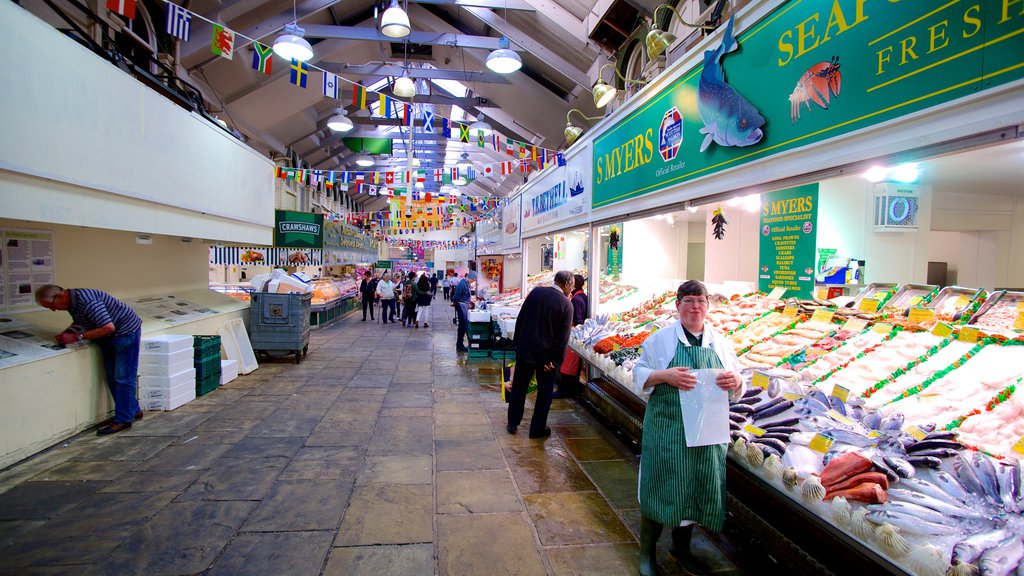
[68,289,142,336]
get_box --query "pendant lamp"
[469,114,492,138]
[564,109,603,146]
[273,23,314,62]
[393,75,416,98]
[645,4,715,60]
[327,108,353,132]
[486,37,521,74]
[380,0,411,38]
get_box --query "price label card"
[809,433,835,453]
[1014,312,1024,332]
[843,318,868,333]
[959,326,980,343]
[955,295,971,308]
[908,307,936,323]
[858,299,880,312]
[828,409,855,426]
[868,430,882,439]
[908,295,924,306]
[816,287,830,300]
[782,391,808,402]
[752,371,770,390]
[872,323,893,334]
[904,425,928,440]
[1017,301,1024,311]
[767,287,786,300]
[830,384,850,403]
[1013,436,1024,457]
[811,309,836,324]
[932,322,953,338]
[783,306,799,317]
[743,424,766,437]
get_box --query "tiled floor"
[0,303,753,575]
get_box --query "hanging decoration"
[711,207,728,240]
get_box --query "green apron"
[639,340,728,530]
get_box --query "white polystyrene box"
[468,310,490,322]
[140,334,193,354]
[140,358,193,378]
[220,359,238,385]
[139,383,195,400]
[140,387,196,411]
[139,367,195,390]
[139,348,193,366]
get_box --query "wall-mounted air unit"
[872,183,921,232]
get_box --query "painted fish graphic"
[697,17,765,152]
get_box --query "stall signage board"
[521,149,591,234]
[607,225,623,278]
[591,1,1024,208]
[274,211,324,249]
[375,260,392,269]
[758,184,818,299]
[501,195,522,251]
[323,221,378,260]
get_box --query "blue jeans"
[381,299,396,323]
[98,329,141,423]
[455,301,469,348]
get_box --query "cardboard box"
[140,334,193,354]
[139,348,193,366]
[139,387,196,411]
[139,367,195,390]
[140,358,193,378]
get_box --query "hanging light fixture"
[469,113,492,138]
[354,154,374,167]
[564,109,603,145]
[645,3,715,60]
[380,0,411,38]
[273,22,314,62]
[393,74,416,98]
[327,108,353,132]
[486,37,521,74]
[592,63,646,108]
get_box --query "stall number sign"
[811,309,835,324]
[932,322,953,338]
[959,326,980,343]
[843,318,868,333]
[908,307,936,323]
[859,299,881,312]
[752,371,770,390]
[809,433,834,453]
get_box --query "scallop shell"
[907,544,947,576]
[945,561,978,576]
[782,467,799,491]
[849,508,874,541]
[875,523,910,558]
[830,496,852,529]
[763,453,784,481]
[746,443,765,468]
[801,475,825,504]
[732,436,747,456]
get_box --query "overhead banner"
[501,195,521,251]
[324,220,378,263]
[592,1,1024,207]
[758,184,818,299]
[274,210,323,248]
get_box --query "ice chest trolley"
[249,292,312,364]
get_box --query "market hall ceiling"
[171,0,623,204]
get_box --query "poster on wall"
[1,229,55,312]
[758,184,819,298]
[0,315,72,370]
[501,195,521,251]
[128,294,219,326]
[606,225,622,279]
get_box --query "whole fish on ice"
[696,17,765,152]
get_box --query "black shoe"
[528,428,551,439]
[456,346,469,353]
[361,318,366,321]
[506,424,517,434]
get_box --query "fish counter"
[570,287,1024,576]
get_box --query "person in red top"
[555,274,588,399]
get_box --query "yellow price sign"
[828,409,855,426]
[783,306,799,317]
[859,299,880,312]
[743,424,766,437]
[843,318,868,333]
[872,323,893,334]
[1014,312,1024,332]
[932,322,953,338]
[809,433,835,453]
[868,430,882,439]
[907,295,923,306]
[767,287,786,300]
[811,309,836,324]
[1013,436,1024,457]
[1017,301,1024,311]
[955,295,971,308]
[830,384,850,403]
[782,392,808,401]
[908,307,936,323]
[904,425,928,440]
[959,326,980,343]
[752,371,769,390]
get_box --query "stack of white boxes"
[220,359,238,385]
[139,334,196,411]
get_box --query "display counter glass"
[209,282,256,302]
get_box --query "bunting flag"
[442,118,452,138]
[322,72,339,99]
[211,25,235,60]
[107,0,137,19]
[423,111,434,133]
[500,161,514,175]
[556,152,567,166]
[355,173,365,184]
[450,167,460,181]
[477,130,485,148]
[400,101,412,126]
[458,123,469,143]
[505,138,515,156]
[326,172,335,189]
[385,172,395,185]
[165,3,191,40]
[532,146,539,163]
[518,144,527,159]
[289,59,308,88]
[251,42,273,75]
[483,164,494,177]
[519,159,531,173]
[492,133,500,151]
[378,94,394,118]
[433,168,443,182]
[352,84,367,109]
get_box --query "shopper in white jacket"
[375,272,396,325]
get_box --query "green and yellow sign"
[758,184,818,298]
[274,210,324,248]
[593,0,1024,207]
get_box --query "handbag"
[500,363,538,403]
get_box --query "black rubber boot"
[638,516,663,576]
[669,524,711,575]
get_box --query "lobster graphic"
[789,56,841,123]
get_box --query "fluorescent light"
[686,205,698,213]
[863,166,889,182]
[273,23,314,62]
[380,0,410,38]
[485,37,521,74]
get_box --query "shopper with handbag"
[414,274,432,328]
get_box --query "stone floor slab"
[120,412,211,437]
[563,437,625,462]
[324,544,434,576]
[98,470,199,493]
[436,470,521,514]
[29,460,126,482]
[437,513,546,576]
[206,531,334,576]
[246,410,324,437]
[355,455,432,486]
[0,481,106,520]
[546,542,639,576]
[223,436,304,459]
[581,460,640,510]
[435,438,506,471]
[335,484,432,546]
[280,447,364,481]
[243,479,351,531]
[133,443,233,471]
[177,457,288,501]
[73,436,175,462]
[524,491,634,546]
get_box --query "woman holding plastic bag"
[631,280,744,576]
[555,274,588,398]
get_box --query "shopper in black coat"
[359,271,375,321]
[556,274,588,398]
[506,270,574,439]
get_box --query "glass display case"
[209,283,256,302]
[309,278,343,308]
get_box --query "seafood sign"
[789,56,842,122]
[697,17,765,152]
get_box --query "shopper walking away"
[402,271,417,327]
[415,274,432,328]
[506,270,574,440]
[429,272,439,297]
[631,280,745,576]
[451,271,475,352]
[376,272,396,325]
[442,272,452,301]
[359,271,375,321]
[556,274,589,399]
[35,285,143,435]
